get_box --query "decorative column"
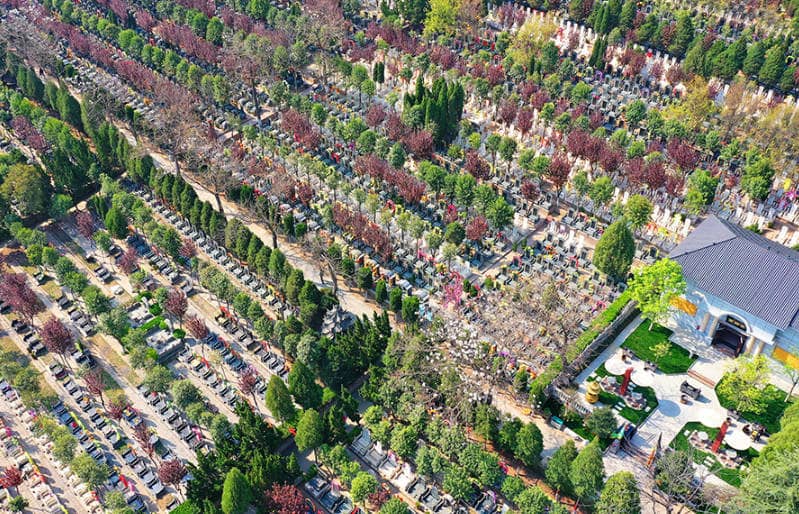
[752,340,766,357]
[744,335,756,354]
[707,316,720,337]
[699,312,711,332]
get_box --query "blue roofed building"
[669,214,799,368]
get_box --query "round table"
[604,354,629,376]
[697,431,709,442]
[724,428,752,451]
[697,408,728,428]
[631,369,654,388]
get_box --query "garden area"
[715,373,792,435]
[622,322,696,374]
[669,421,759,487]
[589,363,659,425]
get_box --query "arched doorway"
[712,314,747,357]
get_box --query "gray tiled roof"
[670,215,799,330]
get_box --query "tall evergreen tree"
[220,468,252,514]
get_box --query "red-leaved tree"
[119,247,139,275]
[179,239,197,260]
[165,289,188,328]
[76,211,95,241]
[39,316,75,367]
[83,368,107,406]
[466,215,489,242]
[158,459,187,497]
[184,315,209,341]
[0,466,22,491]
[264,483,305,514]
[0,272,44,326]
[238,366,259,411]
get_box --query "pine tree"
[287,360,322,408]
[265,374,296,422]
[545,440,578,495]
[618,0,636,32]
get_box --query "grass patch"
[670,421,759,487]
[0,337,19,354]
[543,397,611,449]
[588,363,659,425]
[141,316,165,332]
[597,386,658,425]
[622,322,696,374]
[715,376,792,434]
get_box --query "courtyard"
[572,314,791,487]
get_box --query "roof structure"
[670,215,799,330]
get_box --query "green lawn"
[588,363,659,425]
[715,376,792,434]
[670,421,760,487]
[622,322,696,374]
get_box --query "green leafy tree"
[585,406,618,440]
[423,0,460,37]
[545,439,577,495]
[221,467,252,514]
[570,438,605,503]
[143,365,173,393]
[295,409,325,457]
[740,157,775,202]
[442,465,472,501]
[498,137,518,174]
[0,164,49,217]
[71,453,110,490]
[593,219,635,280]
[379,497,409,514]
[287,360,322,408]
[265,375,296,422]
[717,355,770,415]
[589,176,614,208]
[596,471,640,514]
[627,258,686,330]
[625,195,653,231]
[350,471,378,503]
[515,486,551,513]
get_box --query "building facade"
[670,215,799,368]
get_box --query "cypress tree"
[743,41,766,76]
[759,42,787,86]
[593,219,635,280]
[220,468,252,514]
